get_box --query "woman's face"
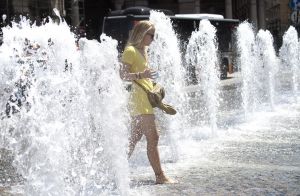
[142,28,155,46]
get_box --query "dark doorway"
[84,0,115,40]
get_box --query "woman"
[120,20,175,184]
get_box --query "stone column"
[225,0,232,19]
[71,0,80,27]
[250,0,258,28]
[195,0,200,13]
[258,0,266,29]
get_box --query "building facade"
[0,0,298,43]
[265,0,293,48]
[232,0,294,48]
[0,0,64,22]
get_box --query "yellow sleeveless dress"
[121,46,154,115]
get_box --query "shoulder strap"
[133,80,150,93]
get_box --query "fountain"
[256,29,279,110]
[279,26,300,101]
[148,11,187,162]
[0,10,299,196]
[0,12,129,195]
[236,22,258,116]
[185,19,220,133]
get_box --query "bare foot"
[155,173,177,184]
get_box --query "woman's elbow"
[119,63,131,81]
[119,70,129,81]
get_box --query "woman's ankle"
[155,173,176,184]
[155,171,165,178]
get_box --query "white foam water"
[148,11,187,162]
[0,14,130,195]
[255,29,279,110]
[185,19,220,133]
[236,22,257,116]
[0,10,299,196]
[279,26,300,101]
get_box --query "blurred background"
[0,0,298,48]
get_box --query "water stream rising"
[148,11,186,161]
[256,30,279,110]
[0,11,299,196]
[185,19,220,132]
[279,26,300,101]
[0,14,129,195]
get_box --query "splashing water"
[237,22,282,115]
[2,14,6,23]
[148,11,187,161]
[256,30,279,109]
[0,15,129,195]
[1,9,300,196]
[185,19,220,132]
[279,26,300,101]
[236,22,257,116]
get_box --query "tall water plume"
[256,30,279,109]
[279,26,300,101]
[148,11,186,160]
[0,13,129,195]
[185,19,220,132]
[236,22,258,116]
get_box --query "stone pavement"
[1,75,300,195]
[130,106,300,195]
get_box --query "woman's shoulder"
[124,45,136,52]
[122,45,137,63]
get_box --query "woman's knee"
[146,130,159,147]
[136,114,159,144]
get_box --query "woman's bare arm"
[120,63,139,81]
[120,63,157,81]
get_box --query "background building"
[0,0,114,39]
[0,0,298,47]
[0,0,64,23]
[232,0,293,49]
[265,0,293,49]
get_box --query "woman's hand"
[141,68,158,79]
[120,64,158,81]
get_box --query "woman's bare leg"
[128,116,143,159]
[141,114,175,184]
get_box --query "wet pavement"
[0,148,23,195]
[1,75,300,195]
[130,104,300,195]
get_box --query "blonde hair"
[126,20,155,48]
